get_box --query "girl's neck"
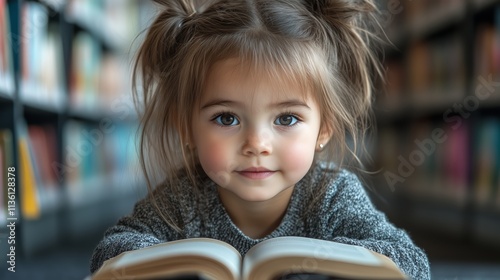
[217,186,294,239]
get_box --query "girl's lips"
[236,169,276,179]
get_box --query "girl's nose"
[242,128,273,156]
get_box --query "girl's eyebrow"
[200,99,241,110]
[200,99,311,110]
[271,100,311,110]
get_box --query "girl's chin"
[226,186,294,203]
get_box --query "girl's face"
[192,58,329,203]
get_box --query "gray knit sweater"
[90,164,430,279]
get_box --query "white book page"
[243,237,381,278]
[111,238,241,276]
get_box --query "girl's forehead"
[204,57,313,101]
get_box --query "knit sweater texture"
[90,164,430,279]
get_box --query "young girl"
[90,0,430,278]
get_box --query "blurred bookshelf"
[372,0,500,249]
[0,0,498,272]
[0,0,152,261]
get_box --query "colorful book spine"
[442,123,470,203]
[17,121,63,219]
[69,32,101,112]
[473,119,499,206]
[19,136,40,220]
[62,120,139,199]
[28,125,59,188]
[19,2,65,109]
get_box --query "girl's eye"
[274,114,298,126]
[214,113,240,126]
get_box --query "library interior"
[0,0,499,279]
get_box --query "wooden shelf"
[0,77,15,98]
[0,89,14,102]
[376,96,466,123]
[67,17,122,52]
[22,100,65,116]
[68,103,139,123]
[377,84,500,122]
[67,105,110,122]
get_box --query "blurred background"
[0,0,499,279]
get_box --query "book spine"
[19,135,40,220]
[19,2,65,109]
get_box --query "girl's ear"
[184,136,196,151]
[180,131,196,151]
[316,125,333,151]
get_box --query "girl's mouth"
[236,167,276,179]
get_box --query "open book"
[90,236,408,280]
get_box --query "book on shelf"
[407,33,465,105]
[473,118,500,206]
[406,121,436,196]
[16,121,64,219]
[374,120,472,203]
[27,124,62,211]
[381,58,405,108]
[441,123,470,203]
[20,1,65,109]
[67,0,142,114]
[28,125,59,189]
[408,41,429,99]
[475,7,500,83]
[18,128,40,220]
[496,160,500,209]
[63,120,102,189]
[0,0,15,95]
[69,31,101,112]
[89,237,407,280]
[62,121,139,202]
[66,0,141,50]
[69,37,135,114]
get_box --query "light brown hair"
[133,0,382,231]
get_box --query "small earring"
[319,144,324,150]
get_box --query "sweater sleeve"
[89,195,179,274]
[320,171,431,280]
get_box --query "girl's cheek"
[279,137,315,173]
[198,140,234,187]
[199,138,230,172]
